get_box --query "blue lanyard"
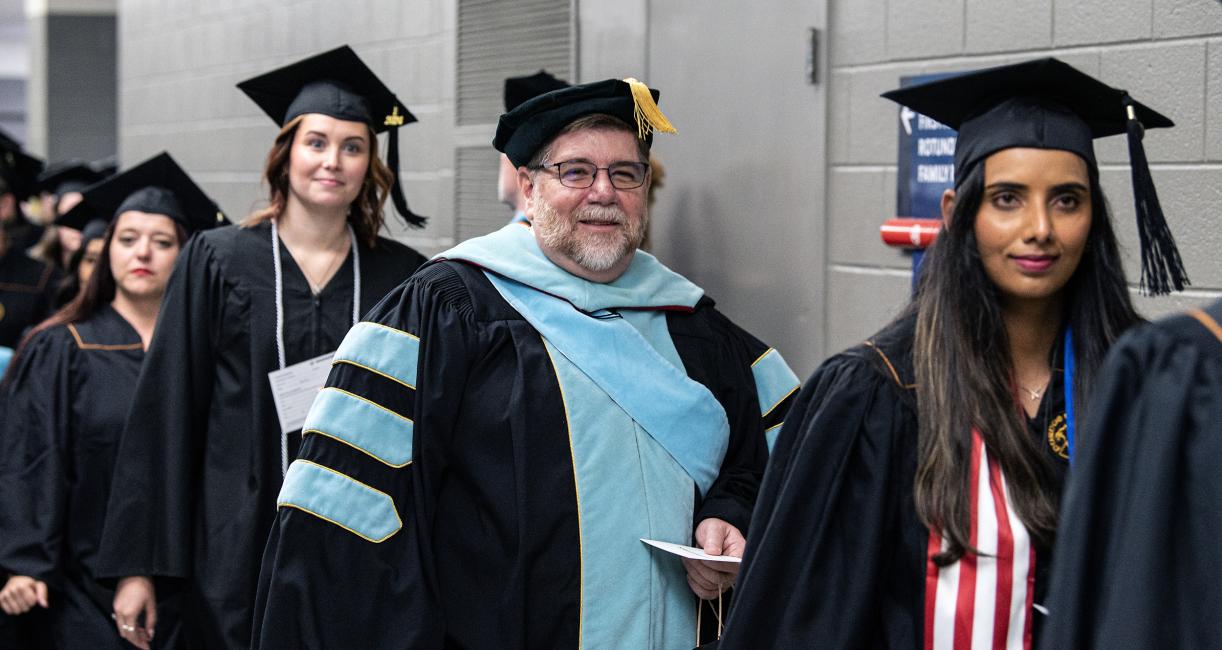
[1062,328,1076,465]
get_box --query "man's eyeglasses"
[534,160,649,190]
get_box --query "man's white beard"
[532,199,648,274]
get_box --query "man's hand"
[682,518,746,600]
[0,575,48,615]
[113,576,156,649]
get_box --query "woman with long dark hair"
[716,58,1188,649]
[96,46,428,649]
[32,159,111,274]
[52,218,108,308]
[0,152,221,648]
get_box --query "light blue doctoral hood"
[436,222,704,312]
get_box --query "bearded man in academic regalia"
[252,77,801,649]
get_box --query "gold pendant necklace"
[1019,381,1048,401]
[301,242,347,294]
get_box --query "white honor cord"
[270,218,361,475]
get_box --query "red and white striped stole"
[923,429,1036,650]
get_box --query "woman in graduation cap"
[32,159,110,272]
[1,133,62,353]
[96,46,428,649]
[0,131,48,256]
[53,219,109,307]
[0,152,222,649]
[716,58,1188,649]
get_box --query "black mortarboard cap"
[36,159,108,196]
[504,70,570,112]
[0,129,45,202]
[79,218,109,244]
[91,156,118,178]
[57,152,228,236]
[237,45,425,227]
[55,200,101,232]
[494,78,677,168]
[882,57,1186,295]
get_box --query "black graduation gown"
[251,260,792,648]
[717,315,1068,649]
[0,306,186,648]
[95,222,426,649]
[1041,299,1222,649]
[2,222,46,259]
[0,250,61,349]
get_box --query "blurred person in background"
[0,129,52,649]
[499,70,569,223]
[1,132,60,356]
[32,159,114,271]
[0,130,48,256]
[54,219,110,307]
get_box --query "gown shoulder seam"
[1187,309,1222,345]
[863,339,916,390]
[66,322,143,351]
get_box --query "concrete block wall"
[116,0,456,251]
[22,1,118,164]
[0,7,29,142]
[109,0,1222,369]
[825,0,1222,357]
[44,13,117,161]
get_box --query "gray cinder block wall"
[825,0,1222,356]
[1,1,29,141]
[110,0,1222,376]
[24,1,117,162]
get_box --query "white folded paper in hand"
[640,538,742,563]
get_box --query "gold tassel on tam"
[623,78,677,139]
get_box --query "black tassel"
[1123,94,1187,295]
[386,127,426,228]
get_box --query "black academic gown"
[717,314,1069,649]
[0,250,61,349]
[2,222,46,259]
[1041,299,1222,649]
[95,222,426,649]
[0,306,186,648]
[251,260,791,648]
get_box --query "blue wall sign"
[895,71,960,291]
[895,72,958,220]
